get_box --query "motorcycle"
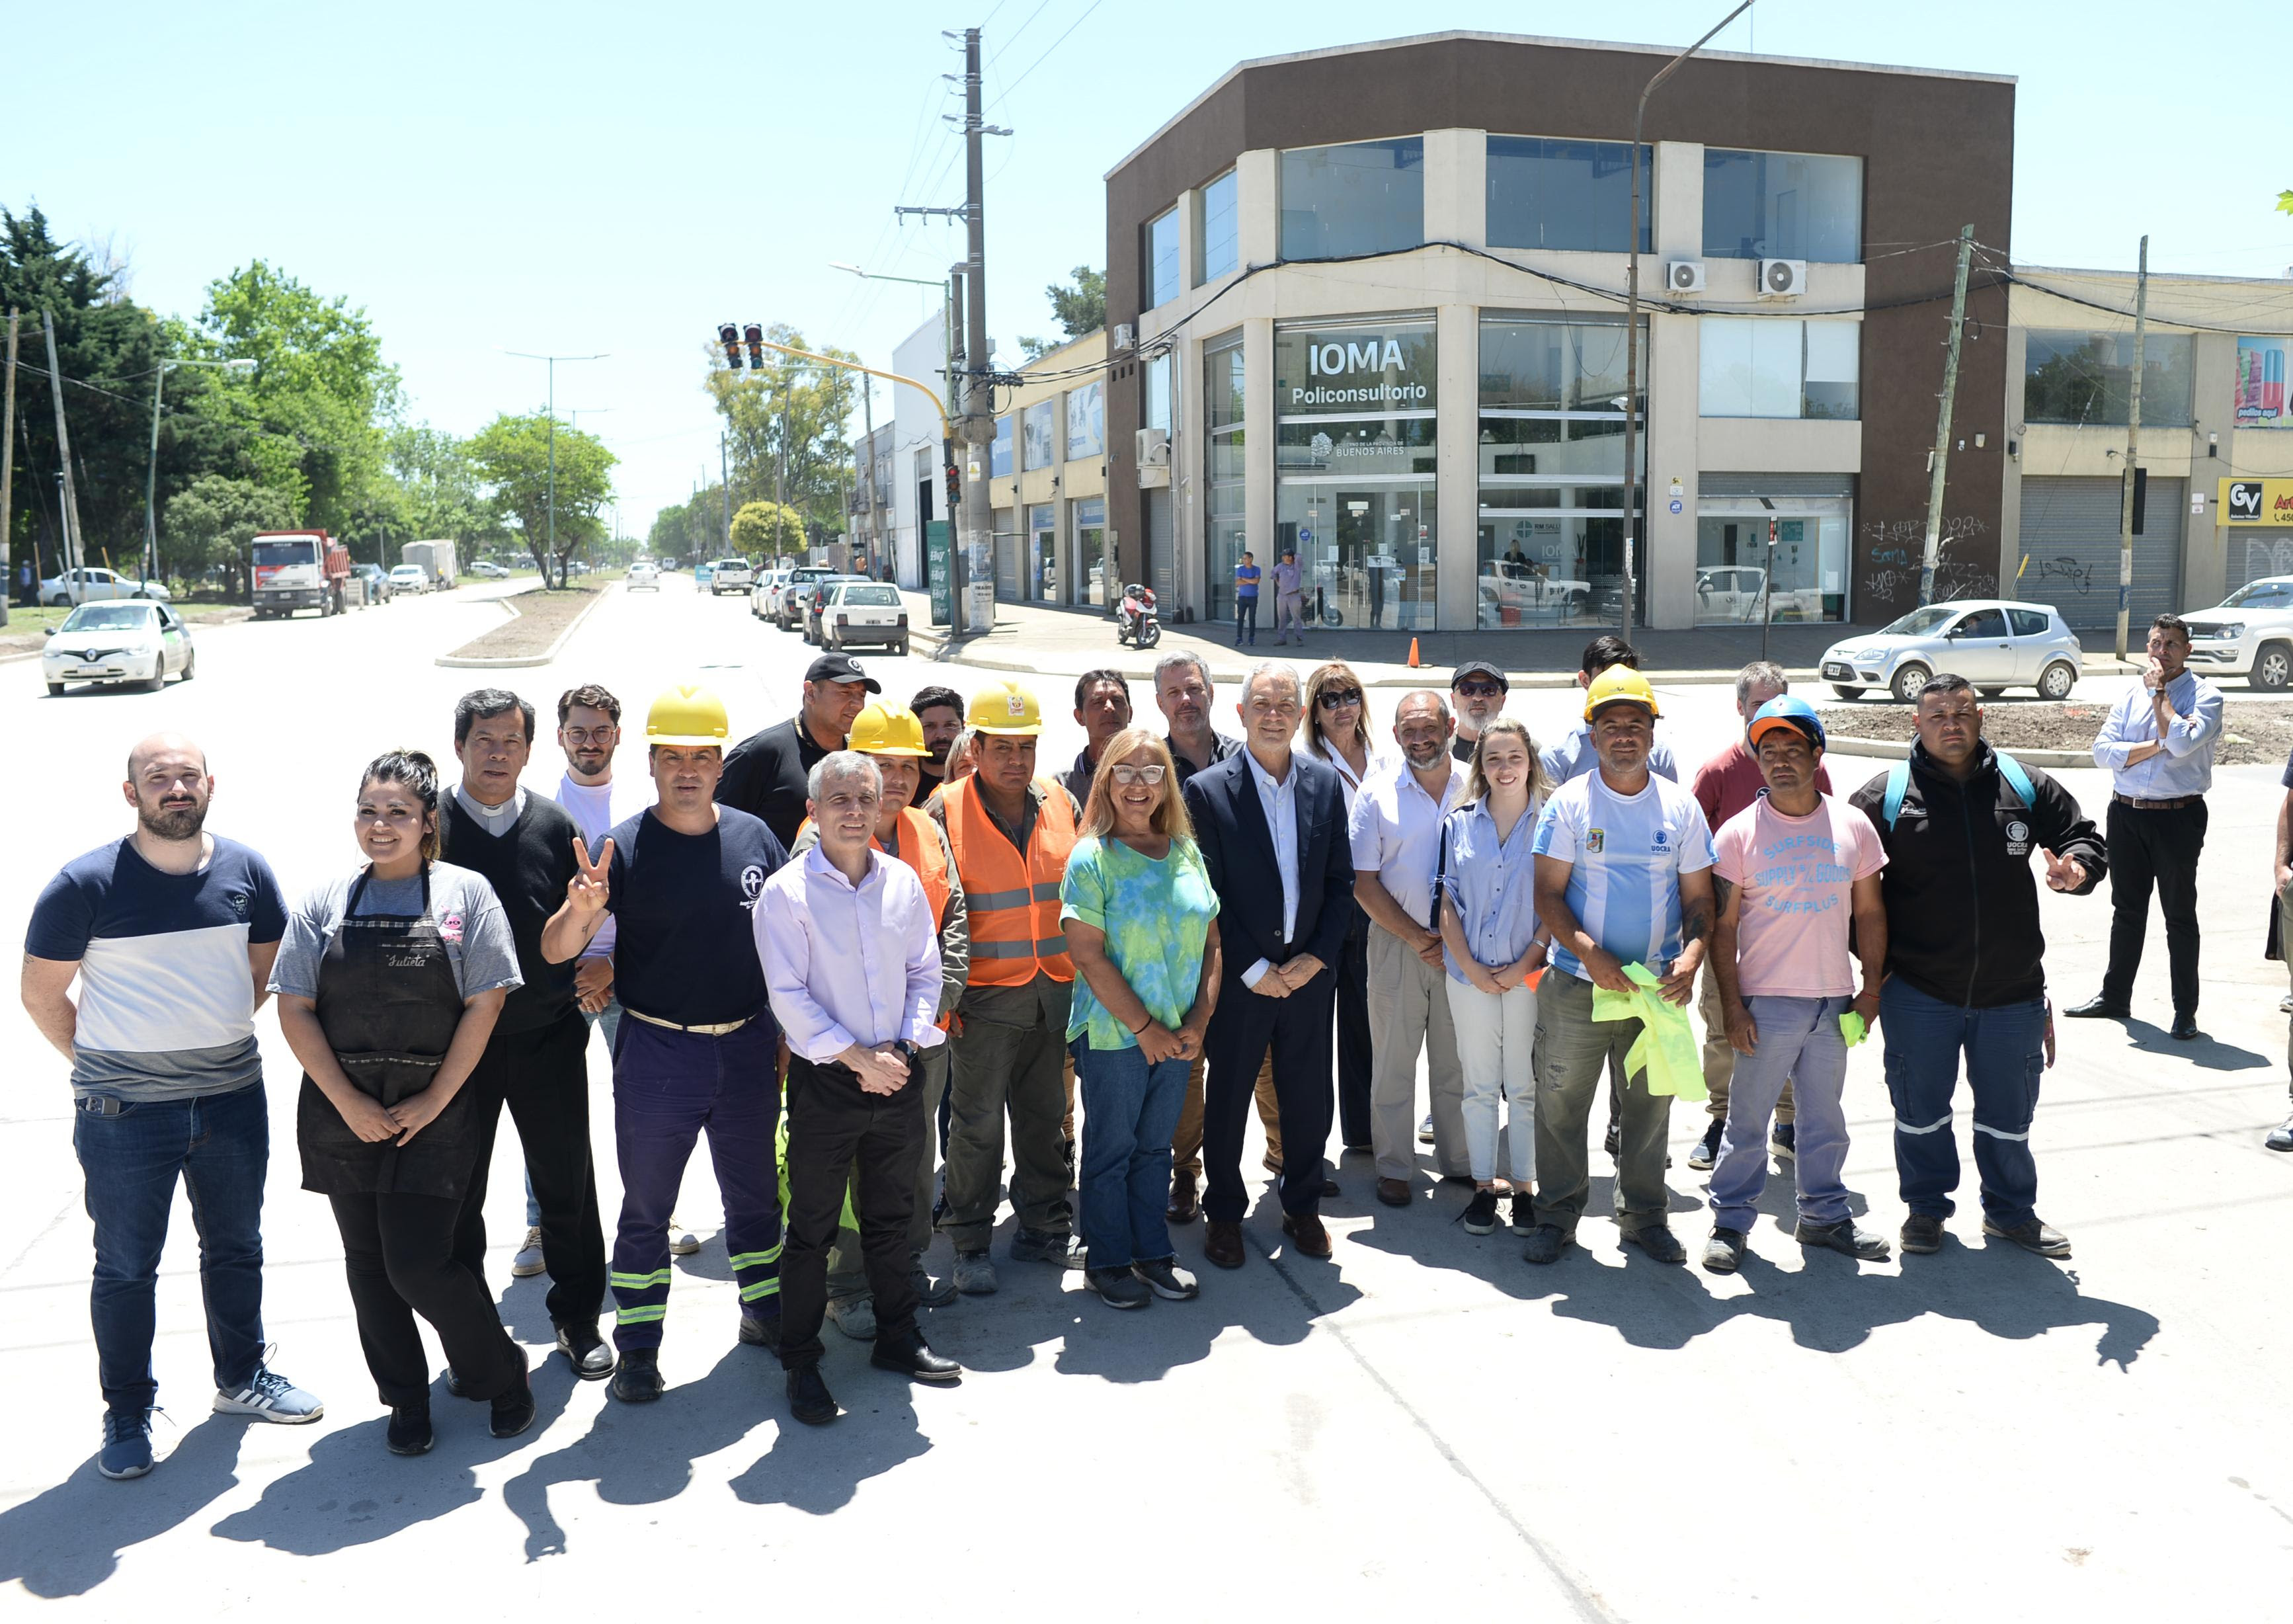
[1115,582,1161,649]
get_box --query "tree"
[705,325,858,540]
[2279,189,2292,216]
[467,413,617,583]
[731,500,805,561]
[163,473,294,597]
[382,424,499,566]
[1019,265,1105,360]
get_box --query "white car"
[1694,565,1825,624]
[628,560,661,591]
[819,581,909,655]
[43,600,197,694]
[2180,576,2293,690]
[469,559,509,579]
[707,557,754,596]
[1820,599,2083,704]
[40,567,173,606]
[389,564,431,594]
[750,568,789,618]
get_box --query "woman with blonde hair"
[1061,727,1223,1309]
[1299,660,1382,1151]
[1435,717,1550,1238]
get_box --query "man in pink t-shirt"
[1701,696,1890,1274]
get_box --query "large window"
[1699,318,1861,420]
[1021,398,1058,469]
[1066,382,1104,460]
[1145,350,1172,436]
[1703,149,1863,263]
[1203,335,1246,625]
[1275,316,1437,630]
[1026,501,1057,601]
[1076,496,1109,607]
[1280,138,1424,262]
[1695,487,1852,627]
[1476,315,1644,629]
[2024,329,2196,427]
[1486,136,1648,254]
[1197,169,1238,284]
[1145,206,1181,309]
[990,414,1014,479]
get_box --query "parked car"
[40,567,173,606]
[351,562,394,604]
[388,563,431,594]
[706,557,753,596]
[628,559,661,591]
[819,581,909,655]
[1820,599,2082,704]
[800,574,871,644]
[2180,575,2293,690]
[469,559,509,579]
[777,565,840,630]
[1477,559,1590,626]
[1693,565,1826,624]
[42,600,196,695]
[750,568,790,619]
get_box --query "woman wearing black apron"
[272,750,533,1455]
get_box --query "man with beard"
[24,733,323,1480]
[717,653,879,848]
[912,686,967,807]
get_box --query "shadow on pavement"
[2123,1020,2272,1071]
[0,1415,246,1598]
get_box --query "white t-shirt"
[555,773,647,957]
[1532,770,1714,981]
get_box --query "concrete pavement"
[4,574,2292,1619]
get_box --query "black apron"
[296,867,485,1199]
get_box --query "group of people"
[28,610,2252,1481]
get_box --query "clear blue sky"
[13,0,2291,532]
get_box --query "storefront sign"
[2223,479,2293,524]
[1275,320,1438,414]
[2237,337,2290,428]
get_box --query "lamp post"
[504,350,607,586]
[1621,0,1753,638]
[144,354,255,592]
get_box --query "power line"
[990,0,1104,108]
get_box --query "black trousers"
[330,1190,521,1408]
[1201,966,1336,1224]
[454,1012,607,1331]
[780,1055,924,1368]
[2101,797,2208,1017]
[1335,904,1373,1148]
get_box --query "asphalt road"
[3,574,2290,1619]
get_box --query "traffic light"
[744,323,766,369]
[717,323,743,370]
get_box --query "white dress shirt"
[1242,748,1302,990]
[2091,669,2224,798]
[1347,756,1467,925]
[1306,736,1388,819]
[756,846,945,1063]
[555,772,645,958]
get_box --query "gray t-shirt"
[270,862,523,1004]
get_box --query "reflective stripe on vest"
[940,776,1074,985]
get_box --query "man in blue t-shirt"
[1232,551,1261,647]
[22,732,323,1481]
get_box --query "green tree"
[731,499,805,561]
[467,413,617,583]
[1019,264,1105,360]
[162,473,295,596]
[382,424,500,566]
[705,325,858,539]
[2278,188,2292,216]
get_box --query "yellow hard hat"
[646,682,731,747]
[967,680,1044,737]
[848,702,927,757]
[1584,665,1661,721]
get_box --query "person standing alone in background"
[1272,549,1307,646]
[1233,551,1262,647]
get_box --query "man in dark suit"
[1182,662,1355,1267]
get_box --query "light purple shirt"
[756,845,944,1063]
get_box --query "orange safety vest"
[939,775,1074,987]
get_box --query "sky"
[11,0,2292,535]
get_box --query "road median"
[435,583,607,668]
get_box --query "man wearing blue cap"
[1702,698,1890,1272]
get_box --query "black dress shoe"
[2169,1014,2201,1041]
[787,1363,838,1425]
[1318,1173,1340,1197]
[871,1332,963,1383]
[555,1322,616,1381]
[2064,995,2129,1019]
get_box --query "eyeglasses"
[1455,681,1506,700]
[561,727,618,745]
[1109,764,1167,786]
[1316,688,1363,709]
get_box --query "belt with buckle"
[2112,792,2200,811]
[625,1008,752,1036]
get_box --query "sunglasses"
[1455,681,1506,699]
[1109,764,1167,786]
[1316,688,1363,709]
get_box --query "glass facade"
[2024,329,2196,427]
[1203,334,1247,626]
[1145,350,1172,436]
[1145,207,1182,309]
[1026,501,1057,601]
[1486,136,1650,254]
[1076,496,1109,607]
[1698,318,1861,419]
[1694,498,1851,626]
[1021,398,1057,469]
[1703,149,1863,263]
[1065,381,1104,459]
[990,414,1014,479]
[1475,315,1643,629]
[1280,138,1425,262]
[1275,315,1438,630]
[1197,169,1238,284]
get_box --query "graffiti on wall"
[1859,515,1995,611]
[2245,535,2293,586]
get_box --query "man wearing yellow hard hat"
[541,682,793,1401]
[924,681,1086,1291]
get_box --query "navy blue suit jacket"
[1182,745,1353,983]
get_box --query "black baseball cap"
[1450,659,1509,691]
[805,653,882,693]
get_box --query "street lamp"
[144,354,255,592]
[504,349,608,587]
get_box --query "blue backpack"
[1882,751,2034,830]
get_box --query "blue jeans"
[1074,1040,1187,1272]
[528,994,620,1228]
[1235,597,1258,643]
[1880,979,2045,1228]
[74,1081,270,1414]
[1709,996,1853,1231]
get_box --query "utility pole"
[861,380,877,569]
[2114,233,2150,662]
[721,429,733,551]
[1,309,17,628]
[1917,223,1977,608]
[504,350,605,587]
[776,384,789,512]
[42,311,85,577]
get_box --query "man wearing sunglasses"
[1449,661,1510,764]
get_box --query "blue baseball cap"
[1747,694,1825,751]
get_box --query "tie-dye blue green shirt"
[1060,834,1220,1048]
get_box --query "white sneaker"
[826,1296,877,1340]
[668,1220,701,1257]
[214,1367,323,1424]
[510,1227,547,1278]
[1417,1115,1435,1145]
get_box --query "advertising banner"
[2237,337,2290,428]
[2220,478,2293,524]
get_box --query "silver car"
[1820,599,2083,704]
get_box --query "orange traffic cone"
[1407,637,1420,668]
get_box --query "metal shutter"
[2015,475,2185,633]
[1146,489,1174,605]
[2230,529,2293,592]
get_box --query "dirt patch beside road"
[1818,698,2293,766]
[443,585,598,659]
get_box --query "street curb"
[434,583,606,669]
[1824,735,2095,769]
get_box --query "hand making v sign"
[567,834,614,914]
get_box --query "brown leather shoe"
[1165,1175,1199,1225]
[1375,1177,1410,1207]
[1280,1211,1333,1259]
[1203,1221,1246,1269]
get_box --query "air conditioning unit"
[1667,261,1706,294]
[1135,428,1170,466]
[1112,323,1135,352]
[1758,258,1808,298]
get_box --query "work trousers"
[828,1040,949,1299]
[1334,904,1373,1147]
[329,1190,522,1408]
[1201,968,1336,1223]
[1699,961,1792,1124]
[1367,923,1468,1181]
[1275,592,1307,641]
[1172,1051,1281,1182]
[608,1019,782,1352]
[458,1012,606,1331]
[527,995,620,1228]
[1531,971,1675,1234]
[940,977,1072,1252]
[2100,797,2207,1018]
[1444,977,1537,1186]
[1235,596,1258,643]
[1075,1040,1189,1271]
[1708,996,1853,1232]
[780,1056,924,1368]
[73,1080,268,1415]
[1880,978,2045,1229]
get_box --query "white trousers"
[1444,976,1538,1185]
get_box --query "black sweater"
[438,792,583,1034]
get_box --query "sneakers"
[1702,1226,1748,1274]
[610,1347,664,1403]
[1509,1193,1536,1236]
[911,1264,958,1308]
[98,1408,156,1480]
[1088,1267,1151,1309]
[1769,1122,1796,1159]
[489,1369,537,1439]
[2268,1114,2293,1153]
[1687,1119,1724,1171]
[1461,1188,1500,1235]
[1796,1215,1890,1260]
[1521,1223,1573,1266]
[667,1220,701,1258]
[1984,1216,2072,1258]
[826,1295,877,1341]
[385,1403,434,1456]
[1621,1223,1687,1265]
[1900,1213,1945,1254]
[1010,1229,1086,1268]
[1417,1115,1436,1145]
[213,1365,324,1424]
[1133,1258,1199,1300]
[953,1250,999,1295]
[510,1227,547,1278]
